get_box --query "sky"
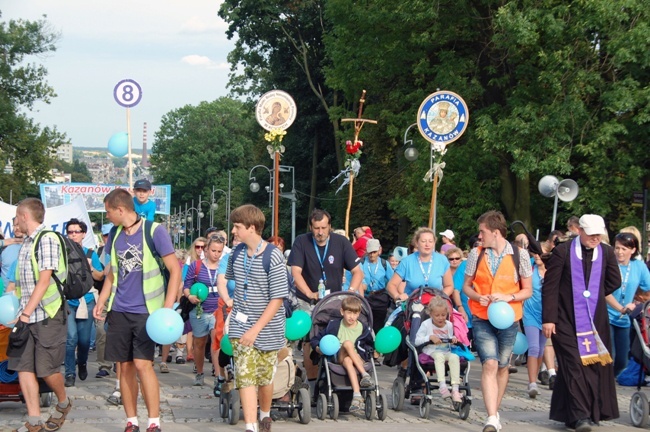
[2,0,236,149]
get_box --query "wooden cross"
[341,90,378,237]
[582,338,592,353]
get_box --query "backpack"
[178,259,201,322]
[230,243,293,318]
[34,231,94,300]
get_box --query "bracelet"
[21,312,30,318]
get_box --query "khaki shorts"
[7,310,66,378]
[232,339,278,389]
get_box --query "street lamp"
[185,201,203,244]
[210,177,232,236]
[196,195,210,236]
[249,164,297,244]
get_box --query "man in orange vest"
[463,210,532,432]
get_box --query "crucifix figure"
[582,338,592,353]
[341,90,377,237]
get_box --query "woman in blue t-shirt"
[387,227,453,302]
[605,232,650,376]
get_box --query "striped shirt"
[464,243,532,281]
[226,244,287,351]
[18,224,61,323]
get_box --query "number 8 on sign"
[114,79,143,108]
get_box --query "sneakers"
[260,417,272,432]
[439,386,451,398]
[176,357,186,364]
[146,425,161,432]
[483,415,501,432]
[451,389,463,403]
[548,374,556,390]
[96,369,111,378]
[349,396,364,412]
[528,383,539,399]
[538,370,550,385]
[78,363,88,381]
[508,366,518,374]
[64,375,75,387]
[193,373,205,386]
[359,374,373,388]
[124,423,139,432]
[107,390,122,406]
[213,378,224,396]
[159,363,170,374]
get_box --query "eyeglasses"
[195,245,205,250]
[209,234,226,243]
[67,230,83,235]
[448,257,461,261]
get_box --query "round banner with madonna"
[417,90,469,145]
[256,90,297,131]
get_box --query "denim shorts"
[189,309,216,338]
[472,317,519,368]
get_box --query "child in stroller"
[415,296,463,403]
[309,291,388,420]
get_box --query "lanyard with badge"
[367,261,380,290]
[618,264,631,305]
[418,256,432,286]
[235,240,264,325]
[312,236,329,283]
[205,260,218,293]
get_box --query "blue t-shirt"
[523,262,543,330]
[68,247,103,307]
[133,198,156,221]
[106,223,175,314]
[1,244,21,287]
[360,258,394,292]
[608,259,650,328]
[452,260,472,328]
[7,260,17,284]
[219,252,236,297]
[395,251,450,295]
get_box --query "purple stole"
[570,237,612,366]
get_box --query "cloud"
[180,16,228,34]
[181,55,229,69]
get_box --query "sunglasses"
[67,230,84,235]
[448,257,461,261]
[209,234,226,243]
[195,245,205,250]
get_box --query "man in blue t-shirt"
[93,188,180,432]
[132,178,156,221]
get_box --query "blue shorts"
[472,317,518,368]
[189,308,216,338]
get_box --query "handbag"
[177,260,202,322]
[7,321,31,358]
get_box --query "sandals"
[12,422,44,432]
[44,399,72,431]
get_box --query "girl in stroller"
[415,296,463,403]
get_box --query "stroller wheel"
[316,393,327,420]
[458,398,471,420]
[418,396,430,419]
[365,392,376,420]
[219,392,228,418]
[330,393,339,420]
[630,391,649,428]
[297,388,311,424]
[377,393,388,421]
[391,378,405,411]
[228,390,241,425]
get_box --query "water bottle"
[318,279,326,299]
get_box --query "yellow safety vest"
[107,222,166,314]
[15,231,67,319]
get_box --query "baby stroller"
[309,291,388,421]
[391,287,472,420]
[629,300,650,427]
[219,301,312,425]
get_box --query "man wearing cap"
[360,239,394,338]
[542,214,621,432]
[133,179,156,222]
[439,229,456,253]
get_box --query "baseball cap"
[579,214,607,236]
[439,229,454,240]
[366,239,381,253]
[133,179,152,191]
[101,223,114,236]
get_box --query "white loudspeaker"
[557,179,579,202]
[538,175,559,198]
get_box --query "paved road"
[0,350,642,432]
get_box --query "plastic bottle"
[318,279,326,299]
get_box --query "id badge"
[235,311,248,323]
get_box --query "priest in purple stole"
[542,215,621,432]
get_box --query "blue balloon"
[319,334,341,356]
[487,302,515,330]
[146,308,183,345]
[513,332,528,355]
[108,132,129,158]
[0,293,19,327]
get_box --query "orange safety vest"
[468,251,522,321]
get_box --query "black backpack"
[34,231,94,300]
[86,247,105,293]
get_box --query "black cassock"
[542,240,621,424]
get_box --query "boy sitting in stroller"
[415,296,463,403]
[312,295,373,411]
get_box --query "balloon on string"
[146,308,183,345]
[285,310,312,341]
[487,302,515,330]
[221,334,233,356]
[319,334,341,356]
[375,326,402,354]
[108,132,129,157]
[190,283,208,302]
[0,293,19,327]
[513,332,528,355]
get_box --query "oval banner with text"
[417,91,469,144]
[255,90,297,131]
